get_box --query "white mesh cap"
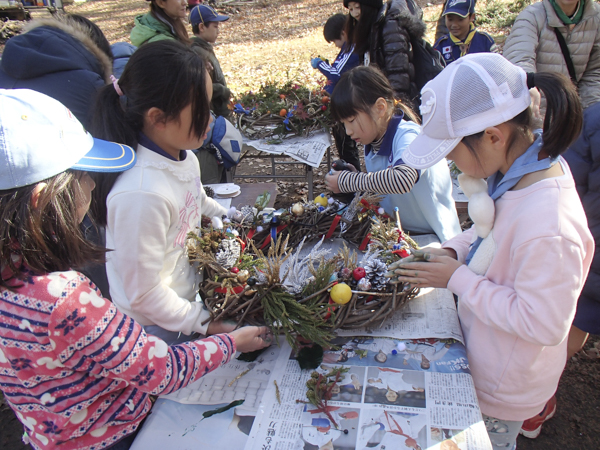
[403,53,531,169]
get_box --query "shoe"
[519,395,557,438]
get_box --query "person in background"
[312,13,361,171]
[190,4,231,118]
[0,88,272,450]
[324,66,461,244]
[343,0,426,106]
[433,0,496,64]
[131,0,190,46]
[0,14,112,128]
[393,53,593,450]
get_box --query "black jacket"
[369,0,425,103]
[0,18,112,128]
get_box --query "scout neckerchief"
[550,0,585,25]
[465,131,557,265]
[450,23,476,57]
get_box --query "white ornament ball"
[396,342,406,352]
[378,207,385,215]
[257,226,264,233]
[231,230,239,237]
[227,207,237,218]
[291,203,304,216]
[328,197,335,204]
[223,218,231,224]
[211,216,224,229]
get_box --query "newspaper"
[336,288,465,344]
[160,345,283,414]
[244,132,330,168]
[245,340,492,450]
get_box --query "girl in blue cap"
[0,89,271,449]
[324,65,461,243]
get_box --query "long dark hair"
[89,40,211,225]
[463,72,582,161]
[345,4,380,56]
[0,172,105,287]
[331,66,420,124]
[150,0,190,44]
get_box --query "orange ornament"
[279,109,287,117]
[279,94,286,99]
[321,96,330,104]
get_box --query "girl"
[0,89,270,449]
[324,66,461,244]
[91,40,231,344]
[392,53,594,449]
[343,0,426,105]
[130,0,189,46]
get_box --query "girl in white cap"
[389,52,594,449]
[0,89,271,449]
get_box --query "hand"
[206,319,237,335]
[387,248,457,271]
[311,57,322,69]
[325,170,342,193]
[529,87,541,120]
[386,251,462,289]
[229,326,273,353]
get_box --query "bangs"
[331,79,371,121]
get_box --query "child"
[90,40,231,345]
[131,0,189,46]
[324,66,461,244]
[190,4,231,118]
[312,13,361,171]
[0,89,271,449]
[343,0,426,105]
[433,0,496,64]
[312,13,360,95]
[392,53,594,449]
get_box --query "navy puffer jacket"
[563,101,600,334]
[0,18,112,128]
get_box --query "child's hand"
[386,252,462,289]
[386,248,457,271]
[206,320,237,335]
[229,326,273,353]
[325,170,342,193]
[311,57,323,69]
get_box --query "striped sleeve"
[337,164,420,194]
[48,279,235,396]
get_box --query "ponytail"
[89,40,210,225]
[530,71,582,158]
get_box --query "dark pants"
[332,122,361,172]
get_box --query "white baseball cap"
[403,53,531,169]
[0,89,136,190]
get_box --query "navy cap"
[0,89,136,190]
[443,0,475,17]
[189,5,229,27]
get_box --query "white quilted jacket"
[503,0,600,109]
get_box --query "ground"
[1,0,599,448]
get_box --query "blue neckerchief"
[365,113,404,158]
[465,131,556,265]
[138,132,187,161]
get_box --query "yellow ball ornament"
[314,193,328,207]
[330,283,352,305]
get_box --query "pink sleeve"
[48,278,235,395]
[442,226,475,263]
[448,236,587,346]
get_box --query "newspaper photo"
[245,340,492,450]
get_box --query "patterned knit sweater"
[0,263,235,449]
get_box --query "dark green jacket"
[191,36,231,117]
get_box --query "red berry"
[400,249,411,258]
[352,267,366,281]
[321,105,327,111]
[230,267,240,274]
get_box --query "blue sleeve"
[318,48,359,85]
[392,121,421,180]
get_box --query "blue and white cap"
[443,0,475,17]
[0,89,136,190]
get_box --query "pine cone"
[364,259,388,291]
[204,186,215,198]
